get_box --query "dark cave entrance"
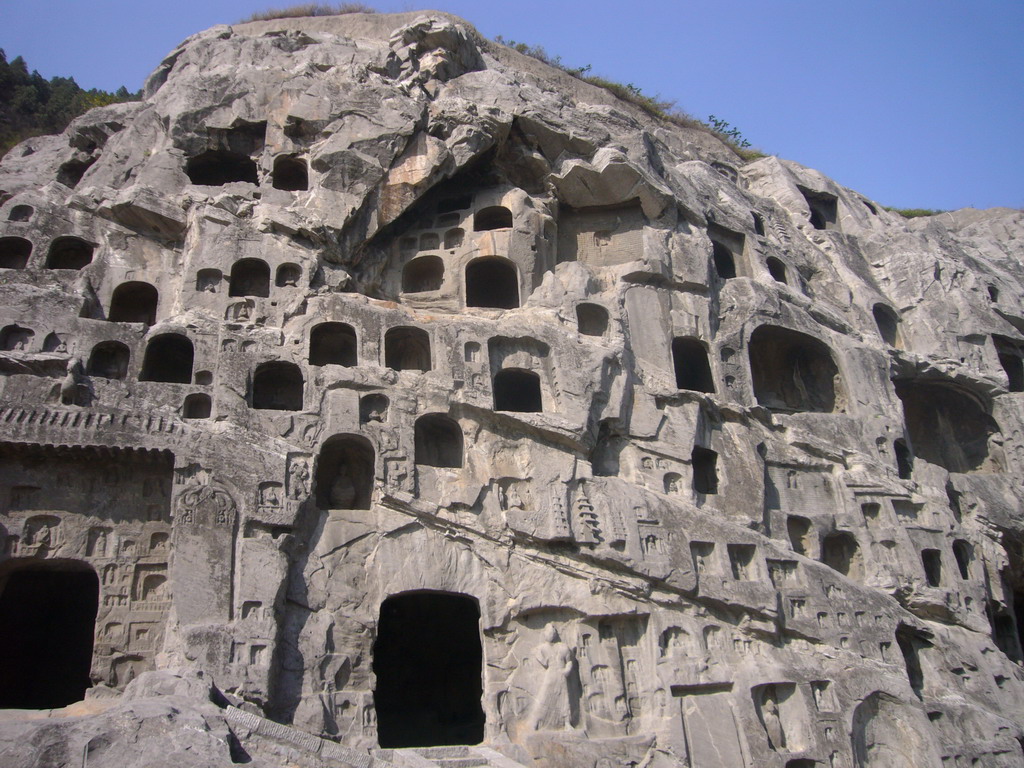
[0,561,98,709]
[372,591,485,748]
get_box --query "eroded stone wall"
[1,11,1023,768]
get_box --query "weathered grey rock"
[1,10,1023,768]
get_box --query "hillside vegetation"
[0,49,139,158]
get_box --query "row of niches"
[5,313,1009,475]
[0,235,94,270]
[184,119,308,190]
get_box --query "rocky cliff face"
[1,11,1023,768]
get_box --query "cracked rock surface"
[0,10,1023,768]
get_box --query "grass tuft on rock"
[241,3,375,22]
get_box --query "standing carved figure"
[760,686,786,750]
[527,625,576,731]
[289,460,310,499]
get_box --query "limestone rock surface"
[1,10,1023,768]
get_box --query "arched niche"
[414,414,463,468]
[0,560,99,709]
[821,531,862,579]
[272,154,308,191]
[42,332,65,352]
[0,324,33,351]
[872,304,902,348]
[473,205,512,231]
[708,224,743,280]
[8,205,33,222]
[108,281,158,325]
[443,228,464,249]
[315,434,375,510]
[372,591,484,748]
[251,361,303,410]
[402,256,444,293]
[46,236,94,269]
[196,268,222,293]
[465,257,519,309]
[140,333,194,383]
[493,368,542,412]
[672,337,715,393]
[385,327,431,372]
[183,393,212,419]
[309,322,357,367]
[766,257,788,284]
[185,150,258,186]
[87,341,130,380]
[576,303,609,337]
[0,236,32,269]
[894,381,1001,472]
[229,258,270,298]
[275,263,301,288]
[749,325,842,413]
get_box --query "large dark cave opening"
[372,591,485,748]
[0,562,98,709]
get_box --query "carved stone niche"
[751,682,810,753]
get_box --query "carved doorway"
[0,561,99,708]
[372,591,485,748]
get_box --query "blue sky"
[2,1,1021,211]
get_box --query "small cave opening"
[87,341,130,380]
[576,303,609,337]
[414,414,463,468]
[672,337,715,393]
[46,236,94,269]
[108,281,158,325]
[766,257,788,284]
[0,236,32,269]
[691,446,719,494]
[195,268,222,293]
[895,625,927,699]
[8,205,33,222]
[465,257,519,309]
[994,336,1024,392]
[749,325,841,413]
[252,362,303,411]
[752,212,765,235]
[183,393,212,419]
[272,155,308,191]
[493,368,542,412]
[185,150,258,186]
[787,516,812,556]
[473,206,512,231]
[315,434,374,510]
[798,187,839,231]
[894,438,913,479]
[921,549,943,587]
[0,324,33,351]
[309,322,357,367]
[140,333,194,383]
[872,304,902,348]
[708,224,743,280]
[57,156,96,189]
[821,531,861,579]
[0,562,99,709]
[952,540,972,580]
[711,240,736,279]
[372,591,484,748]
[275,263,301,288]
[402,256,444,293]
[894,380,1001,472]
[229,258,271,298]
[385,327,431,372]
